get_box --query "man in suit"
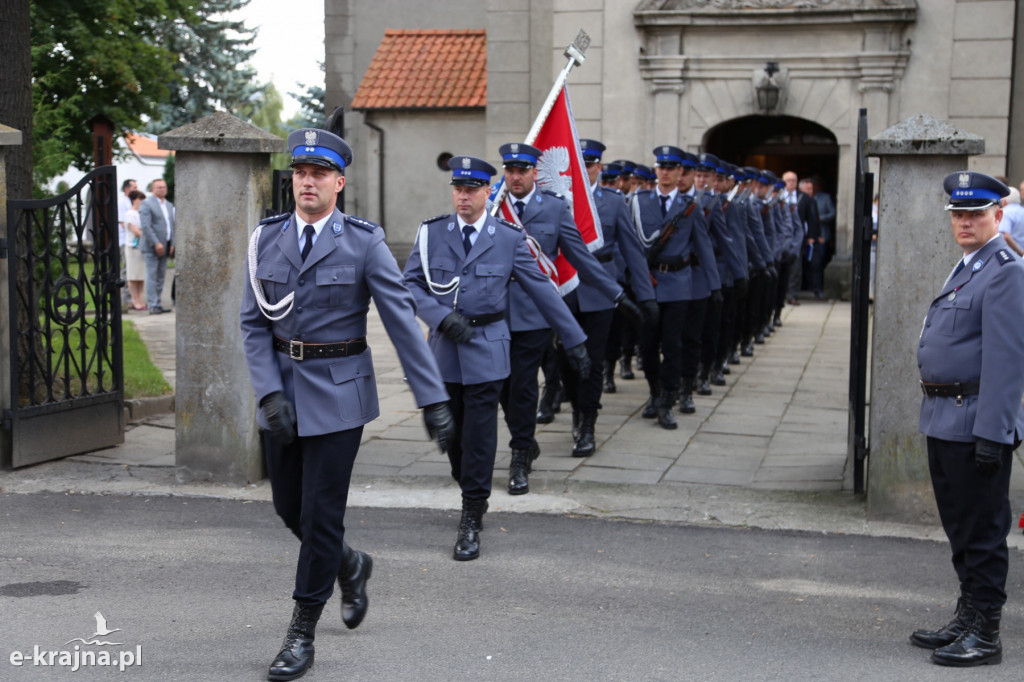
[139,178,175,313]
[632,146,718,429]
[496,142,631,494]
[911,171,1024,667]
[241,128,455,681]
[781,170,820,303]
[402,155,589,557]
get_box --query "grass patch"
[122,320,172,398]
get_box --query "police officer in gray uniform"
[912,171,1024,667]
[497,142,630,494]
[403,156,589,558]
[241,128,456,681]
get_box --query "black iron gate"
[847,109,874,494]
[3,166,124,468]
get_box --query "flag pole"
[491,29,591,216]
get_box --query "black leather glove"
[975,438,1006,477]
[614,292,643,326]
[766,265,778,279]
[260,391,296,443]
[438,312,474,344]
[711,289,724,304]
[423,402,456,453]
[640,299,660,326]
[564,343,591,378]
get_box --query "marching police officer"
[402,156,589,558]
[911,171,1024,667]
[632,145,718,429]
[241,128,456,681]
[496,142,633,493]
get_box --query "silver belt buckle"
[289,339,304,361]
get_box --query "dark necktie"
[659,195,669,218]
[462,224,474,255]
[952,259,966,279]
[300,224,315,261]
[515,201,525,219]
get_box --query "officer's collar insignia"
[596,189,602,198]
[948,292,956,301]
[972,259,984,271]
[462,157,471,169]
[536,194,542,203]
[488,224,495,235]
[958,172,971,188]
[304,130,317,146]
[332,222,343,234]
[511,143,519,153]
[447,222,455,231]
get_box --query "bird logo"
[64,612,124,646]
[537,146,572,209]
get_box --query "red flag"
[497,192,579,295]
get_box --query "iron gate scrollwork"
[4,166,124,468]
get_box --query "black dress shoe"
[337,545,372,629]
[740,343,754,357]
[619,357,635,380]
[696,378,712,396]
[641,395,657,419]
[268,603,323,681]
[572,411,597,457]
[148,306,167,315]
[729,352,740,365]
[656,391,677,429]
[773,316,782,327]
[931,610,1002,667]
[754,333,765,344]
[603,362,616,394]
[710,370,726,386]
[453,498,488,561]
[508,448,532,495]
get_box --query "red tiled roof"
[351,29,486,110]
[125,133,170,158]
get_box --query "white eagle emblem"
[304,130,317,146]
[462,157,471,169]
[958,172,971,188]
[537,146,572,208]
[511,143,520,154]
[662,146,669,155]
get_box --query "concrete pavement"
[4,291,1024,544]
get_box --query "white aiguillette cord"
[416,222,461,308]
[247,223,295,321]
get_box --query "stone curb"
[124,395,175,424]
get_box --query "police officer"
[633,145,718,428]
[241,129,456,680]
[912,171,1024,667]
[402,156,589,556]
[713,161,750,381]
[497,142,633,492]
[573,139,655,455]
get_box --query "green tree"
[249,83,290,169]
[30,0,191,188]
[146,0,266,132]
[287,62,326,130]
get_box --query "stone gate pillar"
[0,124,23,468]
[159,113,286,483]
[864,114,984,522]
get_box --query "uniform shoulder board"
[345,215,379,232]
[604,186,623,195]
[423,214,449,225]
[996,248,1014,265]
[541,188,565,199]
[258,212,290,225]
[496,217,522,231]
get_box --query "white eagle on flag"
[537,146,573,211]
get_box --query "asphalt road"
[2,492,1023,681]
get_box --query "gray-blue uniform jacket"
[744,194,773,269]
[722,191,755,273]
[770,198,793,260]
[240,208,449,437]
[918,235,1024,444]
[633,189,720,303]
[509,189,622,330]
[403,212,587,386]
[699,190,742,287]
[588,184,656,306]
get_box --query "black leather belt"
[652,254,697,273]
[920,380,979,398]
[464,311,504,327]
[595,252,615,263]
[273,336,367,361]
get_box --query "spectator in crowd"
[139,179,175,314]
[122,190,147,311]
[997,187,1024,256]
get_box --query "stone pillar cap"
[865,114,984,157]
[159,112,286,154]
[0,123,23,146]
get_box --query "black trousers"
[681,296,708,381]
[926,436,1013,613]
[775,253,795,316]
[560,307,614,413]
[446,379,503,500]
[717,281,741,365]
[640,300,687,395]
[743,272,765,343]
[501,328,553,451]
[265,427,363,607]
[701,288,726,373]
